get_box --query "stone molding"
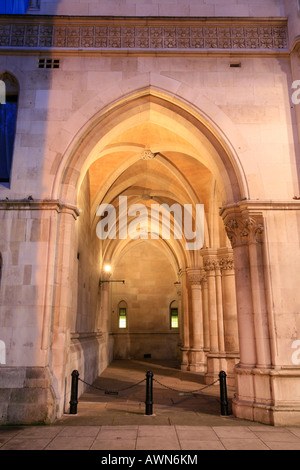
[0,199,80,218]
[0,16,288,52]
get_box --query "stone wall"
[111,241,181,360]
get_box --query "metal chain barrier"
[69,369,229,416]
[78,376,146,395]
[153,376,220,394]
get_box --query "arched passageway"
[48,90,281,425]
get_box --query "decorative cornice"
[0,15,288,53]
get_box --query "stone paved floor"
[1,360,300,451]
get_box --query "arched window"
[0,72,19,183]
[118,300,127,329]
[0,1,30,14]
[170,300,179,329]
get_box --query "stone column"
[246,217,271,368]
[202,274,210,351]
[204,258,218,354]
[221,207,273,423]
[179,270,190,370]
[50,204,80,418]
[215,261,225,353]
[223,217,257,368]
[187,268,206,373]
[219,256,239,353]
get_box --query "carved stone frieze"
[0,17,288,51]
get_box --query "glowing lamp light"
[104,264,111,273]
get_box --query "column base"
[180,347,207,373]
[206,352,239,387]
[233,364,300,426]
[0,366,57,425]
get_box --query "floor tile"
[213,426,256,439]
[138,425,177,437]
[0,438,50,450]
[220,438,270,450]
[45,436,96,450]
[96,427,138,440]
[251,431,300,443]
[57,426,101,437]
[180,440,225,450]
[91,439,136,450]
[136,436,180,450]
[176,425,219,441]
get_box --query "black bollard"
[219,370,229,416]
[145,370,153,415]
[70,370,79,414]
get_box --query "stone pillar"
[0,200,79,424]
[204,259,219,354]
[221,205,274,424]
[202,275,210,352]
[215,262,225,353]
[219,256,239,354]
[223,218,257,368]
[203,255,229,381]
[179,270,190,370]
[187,268,206,373]
[48,204,80,418]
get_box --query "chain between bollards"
[69,368,228,417]
[69,370,79,414]
[145,370,153,416]
[219,370,229,416]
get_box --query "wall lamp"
[99,279,125,286]
[99,264,125,286]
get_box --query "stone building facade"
[0,0,300,426]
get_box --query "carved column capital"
[224,215,264,248]
[187,268,205,286]
[218,257,235,272]
[203,258,218,272]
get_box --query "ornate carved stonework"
[225,216,264,248]
[203,258,218,272]
[140,149,156,160]
[218,257,234,272]
[187,269,205,286]
[0,17,288,51]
